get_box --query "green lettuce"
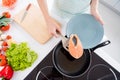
[6,42,38,71]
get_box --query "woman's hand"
[91,9,104,25]
[46,17,61,38]
[90,0,104,25]
[37,0,61,38]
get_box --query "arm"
[37,0,49,20]
[90,0,104,25]
[90,0,98,11]
[37,0,61,37]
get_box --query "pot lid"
[66,14,104,49]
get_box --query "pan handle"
[91,40,111,51]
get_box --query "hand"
[46,17,61,38]
[91,10,104,25]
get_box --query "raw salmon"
[68,34,83,59]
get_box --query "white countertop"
[0,0,120,80]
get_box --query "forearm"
[90,0,99,11]
[37,0,50,20]
[90,0,104,24]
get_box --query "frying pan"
[66,14,104,49]
[52,40,110,78]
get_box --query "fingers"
[52,32,59,38]
[51,26,61,38]
[55,27,61,38]
[47,17,61,38]
[95,15,104,25]
[92,12,104,25]
[91,10,104,25]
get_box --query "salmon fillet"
[68,34,83,59]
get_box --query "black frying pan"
[52,40,110,78]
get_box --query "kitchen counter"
[0,0,120,80]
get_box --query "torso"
[51,0,91,21]
[54,0,91,14]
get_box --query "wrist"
[44,13,50,20]
[91,8,98,14]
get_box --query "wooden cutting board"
[13,4,52,44]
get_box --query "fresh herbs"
[0,17,10,27]
[0,12,11,31]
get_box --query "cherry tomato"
[1,24,10,31]
[2,41,8,46]
[2,47,8,52]
[0,53,7,66]
[6,35,12,40]
[2,12,11,18]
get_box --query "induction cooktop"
[24,46,120,80]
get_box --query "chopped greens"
[0,16,10,27]
[6,42,38,71]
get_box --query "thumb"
[52,31,59,38]
[53,29,61,38]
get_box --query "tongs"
[58,32,83,59]
[58,32,69,51]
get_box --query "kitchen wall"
[100,0,120,15]
[98,1,120,63]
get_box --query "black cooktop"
[24,47,120,80]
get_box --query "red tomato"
[0,53,7,66]
[2,12,11,18]
[6,35,12,40]
[2,0,17,8]
[2,41,8,46]
[1,24,10,31]
[2,47,8,52]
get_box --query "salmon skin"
[68,34,83,59]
